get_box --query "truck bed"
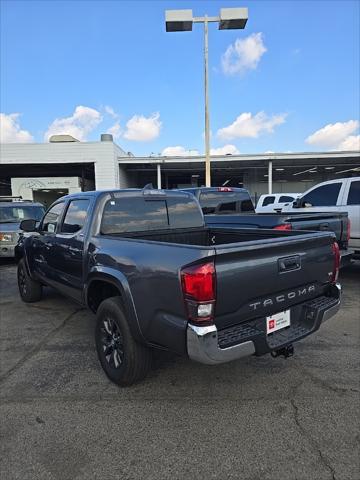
[98,225,337,346]
[108,226,310,247]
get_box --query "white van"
[282,177,360,252]
[256,193,300,213]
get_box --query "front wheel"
[95,296,152,386]
[17,258,42,303]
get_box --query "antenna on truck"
[142,183,166,199]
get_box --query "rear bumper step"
[187,283,341,365]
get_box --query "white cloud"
[217,111,287,141]
[123,113,161,141]
[221,33,267,76]
[210,144,240,155]
[338,135,360,151]
[162,145,199,157]
[0,113,34,143]
[306,120,360,150]
[44,105,102,142]
[104,105,118,119]
[107,122,122,139]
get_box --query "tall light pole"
[165,8,248,187]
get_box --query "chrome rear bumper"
[187,283,341,365]
[187,324,255,365]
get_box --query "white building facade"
[1,136,359,204]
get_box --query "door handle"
[319,223,330,231]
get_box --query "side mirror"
[20,219,38,232]
[292,199,301,208]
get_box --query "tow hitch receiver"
[271,344,294,359]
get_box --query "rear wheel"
[95,296,152,386]
[17,258,42,303]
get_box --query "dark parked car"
[16,188,341,385]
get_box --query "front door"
[52,198,91,302]
[31,201,65,282]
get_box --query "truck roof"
[58,188,196,201]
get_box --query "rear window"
[199,191,254,214]
[101,195,203,234]
[167,196,204,228]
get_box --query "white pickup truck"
[282,177,360,253]
[256,193,300,213]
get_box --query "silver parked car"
[0,197,45,257]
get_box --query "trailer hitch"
[271,344,294,359]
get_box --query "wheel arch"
[85,268,145,343]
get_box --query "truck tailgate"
[285,212,347,245]
[214,231,335,330]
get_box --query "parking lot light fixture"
[165,7,248,187]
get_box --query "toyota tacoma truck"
[182,187,353,266]
[16,188,341,386]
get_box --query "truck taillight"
[331,241,340,283]
[181,261,216,325]
[273,223,292,231]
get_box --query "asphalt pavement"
[0,260,359,480]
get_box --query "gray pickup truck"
[16,188,341,386]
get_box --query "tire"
[17,258,42,303]
[95,296,152,386]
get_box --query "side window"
[347,181,360,205]
[61,199,90,234]
[42,202,64,233]
[302,183,342,207]
[279,195,295,203]
[262,196,275,206]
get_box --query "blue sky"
[1,0,359,155]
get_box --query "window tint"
[199,191,254,214]
[61,199,90,233]
[302,183,341,207]
[101,197,168,234]
[167,196,203,228]
[42,202,64,233]
[347,181,360,205]
[279,195,295,203]
[262,196,275,206]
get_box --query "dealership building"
[1,134,359,206]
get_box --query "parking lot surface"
[0,260,359,480]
